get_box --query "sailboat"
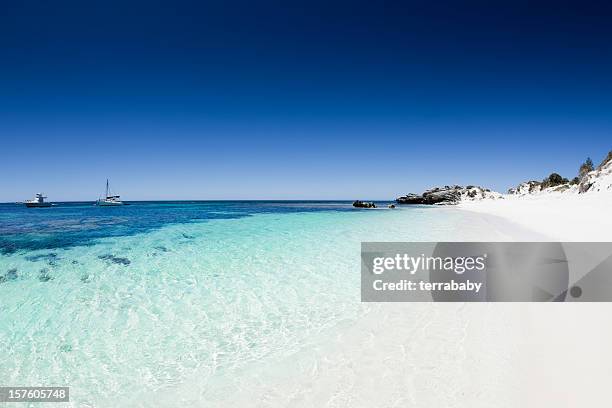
[96,179,124,206]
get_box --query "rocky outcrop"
[461,186,503,201]
[579,152,612,193]
[396,185,501,205]
[421,186,462,204]
[396,149,612,204]
[508,181,542,195]
[395,193,424,204]
[353,200,376,208]
[508,151,612,196]
[508,180,578,196]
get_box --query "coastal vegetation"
[397,149,612,204]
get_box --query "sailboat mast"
[106,179,109,198]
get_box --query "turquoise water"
[0,202,523,407]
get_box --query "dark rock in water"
[98,254,131,266]
[353,200,376,208]
[113,257,131,266]
[182,233,195,239]
[71,260,80,265]
[8,268,18,279]
[26,253,58,262]
[24,252,60,266]
[59,344,73,352]
[388,204,396,209]
[153,246,169,252]
[39,268,53,282]
[1,268,19,282]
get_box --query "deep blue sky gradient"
[1,0,611,200]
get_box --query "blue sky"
[1,0,611,201]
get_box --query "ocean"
[0,201,530,407]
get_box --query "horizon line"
[1,198,397,205]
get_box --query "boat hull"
[25,203,52,208]
[96,200,124,206]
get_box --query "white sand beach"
[456,191,612,407]
[459,191,612,241]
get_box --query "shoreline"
[131,207,553,407]
[184,202,612,408]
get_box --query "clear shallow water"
[0,201,525,407]
[0,201,366,254]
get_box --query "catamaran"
[25,193,53,208]
[96,179,124,206]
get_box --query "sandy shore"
[459,191,612,241]
[153,203,612,408]
[459,192,612,407]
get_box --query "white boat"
[25,193,52,208]
[96,179,124,206]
